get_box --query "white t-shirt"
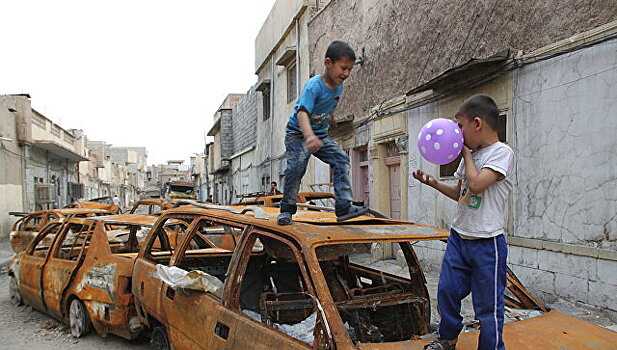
[452,142,514,239]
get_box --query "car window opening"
[316,242,430,343]
[239,234,319,346]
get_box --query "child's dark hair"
[457,94,500,131]
[325,40,356,62]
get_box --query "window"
[29,223,63,258]
[144,215,195,264]
[23,215,43,231]
[262,85,271,121]
[54,223,93,261]
[169,218,246,299]
[440,114,507,177]
[287,62,297,104]
[315,241,430,343]
[236,232,322,346]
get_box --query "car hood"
[355,310,617,349]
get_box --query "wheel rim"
[70,300,85,337]
[9,277,22,306]
[150,327,170,350]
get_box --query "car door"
[41,221,93,320]
[161,217,241,349]
[133,214,195,325]
[17,222,64,312]
[221,230,319,350]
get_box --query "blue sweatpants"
[437,229,507,349]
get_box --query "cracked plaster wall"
[514,39,617,250]
[510,38,617,318]
[410,39,617,318]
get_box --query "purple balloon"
[417,118,464,165]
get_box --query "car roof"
[86,214,159,226]
[28,208,113,216]
[134,199,175,207]
[160,205,448,245]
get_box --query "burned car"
[8,214,159,339]
[234,191,335,207]
[9,208,115,253]
[129,198,176,215]
[131,205,617,349]
[65,200,121,214]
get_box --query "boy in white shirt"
[414,94,514,350]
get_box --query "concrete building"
[207,94,243,204]
[307,1,617,318]
[0,94,88,236]
[252,0,331,195]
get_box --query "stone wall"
[220,110,234,160]
[232,87,258,155]
[307,0,617,120]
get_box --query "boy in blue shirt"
[278,40,367,225]
[414,95,514,349]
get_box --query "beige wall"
[0,185,23,238]
[255,3,321,191]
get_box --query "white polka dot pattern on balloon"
[426,121,433,128]
[433,142,441,150]
[455,129,460,134]
[436,129,443,135]
[421,146,427,154]
[448,154,454,159]
[453,142,459,148]
[425,134,431,141]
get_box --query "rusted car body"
[9,208,115,253]
[235,192,335,207]
[131,206,617,349]
[8,214,159,339]
[129,198,176,215]
[65,201,120,214]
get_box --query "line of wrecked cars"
[8,201,617,349]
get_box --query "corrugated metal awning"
[407,50,511,96]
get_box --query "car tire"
[9,275,23,306]
[150,326,171,350]
[69,299,92,338]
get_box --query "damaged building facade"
[0,94,150,237]
[307,0,617,319]
[206,0,617,321]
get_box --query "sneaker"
[336,205,369,222]
[277,212,292,225]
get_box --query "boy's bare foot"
[277,212,292,225]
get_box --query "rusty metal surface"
[89,214,158,226]
[9,215,154,340]
[127,205,617,349]
[128,199,175,214]
[66,201,120,214]
[370,310,617,349]
[9,208,115,253]
[234,192,334,206]
[159,206,450,245]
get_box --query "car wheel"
[150,326,171,350]
[69,299,91,338]
[9,275,23,306]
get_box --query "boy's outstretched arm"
[298,109,323,153]
[412,169,461,201]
